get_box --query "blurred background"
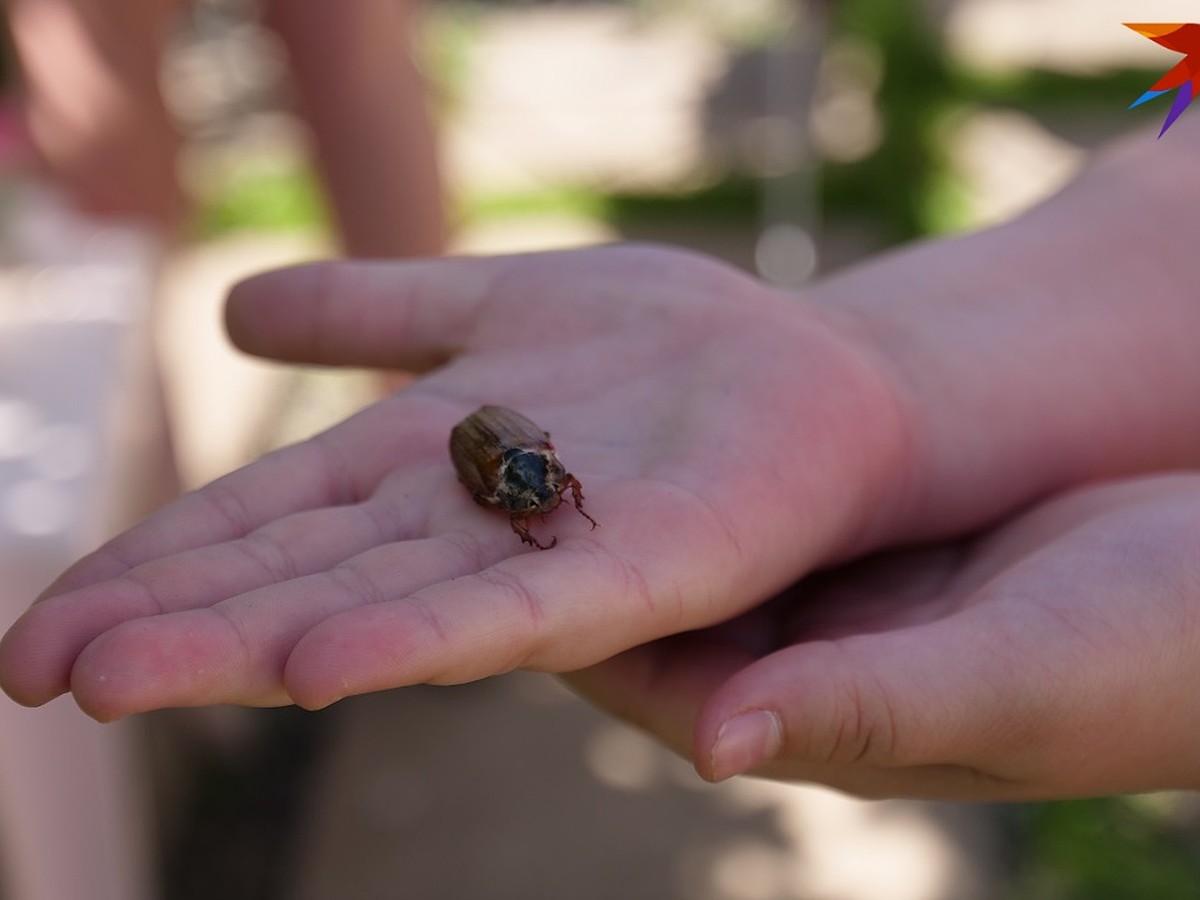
[0,0,1198,898]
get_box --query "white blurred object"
[0,184,159,900]
[947,109,1086,228]
[945,0,1200,73]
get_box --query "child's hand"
[0,246,911,719]
[567,474,1200,800]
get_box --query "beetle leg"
[511,516,557,550]
[562,474,599,530]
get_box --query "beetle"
[449,405,598,549]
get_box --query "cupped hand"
[0,245,911,719]
[566,473,1200,800]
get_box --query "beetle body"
[449,405,597,549]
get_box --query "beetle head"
[496,448,565,513]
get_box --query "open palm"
[0,245,910,719]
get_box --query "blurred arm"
[263,0,446,258]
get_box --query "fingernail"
[709,709,783,782]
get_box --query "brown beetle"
[449,405,598,549]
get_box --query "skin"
[567,473,1200,799]
[3,119,1200,801]
[263,0,446,258]
[7,0,186,232]
[1,246,908,713]
[7,0,445,255]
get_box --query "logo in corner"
[1126,23,1200,137]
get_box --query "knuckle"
[802,646,901,767]
[240,529,300,583]
[472,567,549,665]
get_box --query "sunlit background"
[0,0,1197,898]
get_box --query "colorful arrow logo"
[1127,23,1200,137]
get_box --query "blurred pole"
[755,0,827,288]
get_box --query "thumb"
[692,612,1061,799]
[223,256,501,371]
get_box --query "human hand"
[0,245,912,719]
[566,473,1200,800]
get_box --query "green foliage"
[1010,797,1200,899]
[194,165,328,240]
[818,1,1172,242]
[463,185,612,224]
[823,0,955,241]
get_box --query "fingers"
[282,535,697,709]
[65,532,510,720]
[0,436,361,702]
[563,635,758,759]
[568,620,1034,800]
[39,434,354,600]
[222,245,731,371]
[25,469,751,718]
[693,560,1200,801]
[61,477,669,718]
[1,395,455,705]
[0,492,428,706]
[280,479,746,708]
[225,256,501,370]
[32,391,446,599]
[691,623,1011,789]
[70,511,683,719]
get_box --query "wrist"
[810,145,1200,541]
